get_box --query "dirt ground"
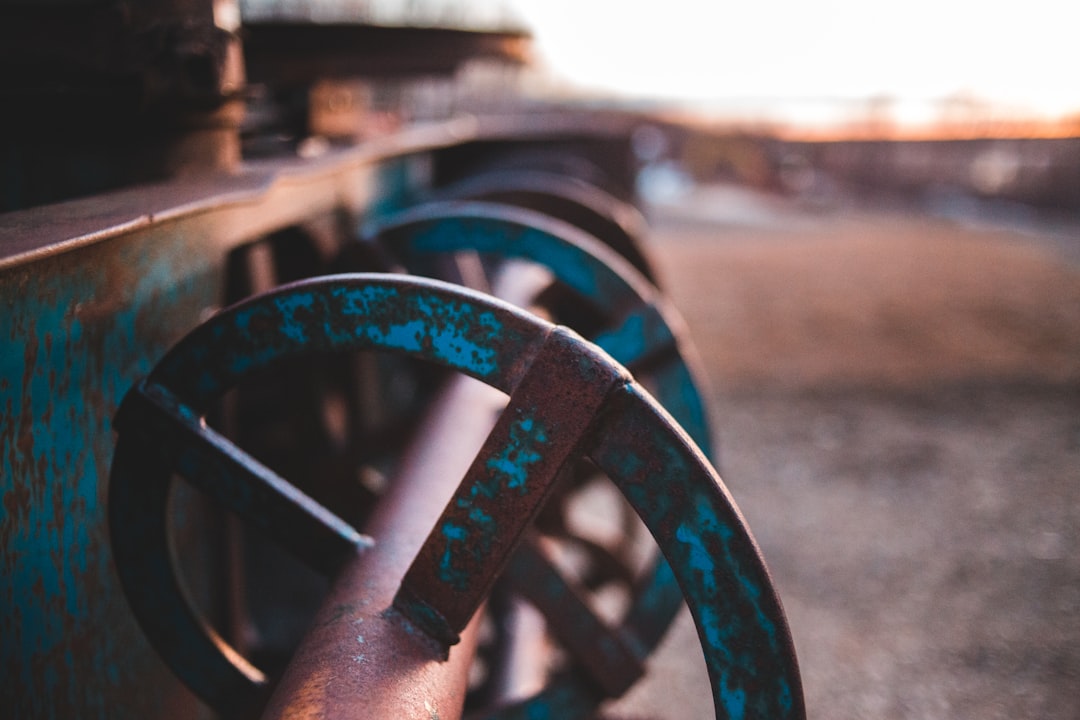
[608,186,1080,719]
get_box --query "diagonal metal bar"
[114,380,372,577]
[393,326,630,648]
[505,538,646,698]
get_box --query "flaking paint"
[1,222,224,718]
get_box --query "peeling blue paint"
[430,412,550,593]
[484,415,548,493]
[154,280,523,407]
[1,225,224,717]
[722,685,747,720]
[402,213,625,316]
[438,522,471,590]
[590,385,803,720]
[379,207,715,461]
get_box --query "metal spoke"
[115,379,372,577]
[505,539,646,698]
[394,327,629,647]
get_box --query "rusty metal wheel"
[432,169,657,284]
[109,274,802,719]
[360,201,719,704]
[363,200,713,456]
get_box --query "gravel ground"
[606,186,1080,719]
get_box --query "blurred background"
[240,1,1080,717]
[501,2,1080,717]
[512,0,1078,133]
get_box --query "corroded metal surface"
[108,275,549,711]
[358,201,732,714]
[366,200,714,456]
[0,219,232,718]
[0,111,662,715]
[108,274,803,719]
[0,2,801,710]
[0,138,422,716]
[394,327,630,646]
[591,386,804,720]
[260,375,507,720]
[0,113,638,270]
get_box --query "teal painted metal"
[395,326,630,649]
[0,223,228,718]
[362,201,724,716]
[486,386,805,720]
[0,140,396,716]
[108,275,549,712]
[593,386,802,720]
[108,274,804,720]
[433,168,657,282]
[364,157,430,226]
[366,200,715,457]
[0,111,707,718]
[146,275,543,405]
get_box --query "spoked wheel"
[360,200,721,704]
[432,169,657,284]
[109,274,803,719]
[362,200,713,455]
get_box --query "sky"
[506,0,1079,125]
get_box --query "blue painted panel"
[1,222,226,718]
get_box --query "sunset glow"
[508,0,1079,130]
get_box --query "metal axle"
[262,374,506,719]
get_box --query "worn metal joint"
[391,586,460,654]
[392,325,632,651]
